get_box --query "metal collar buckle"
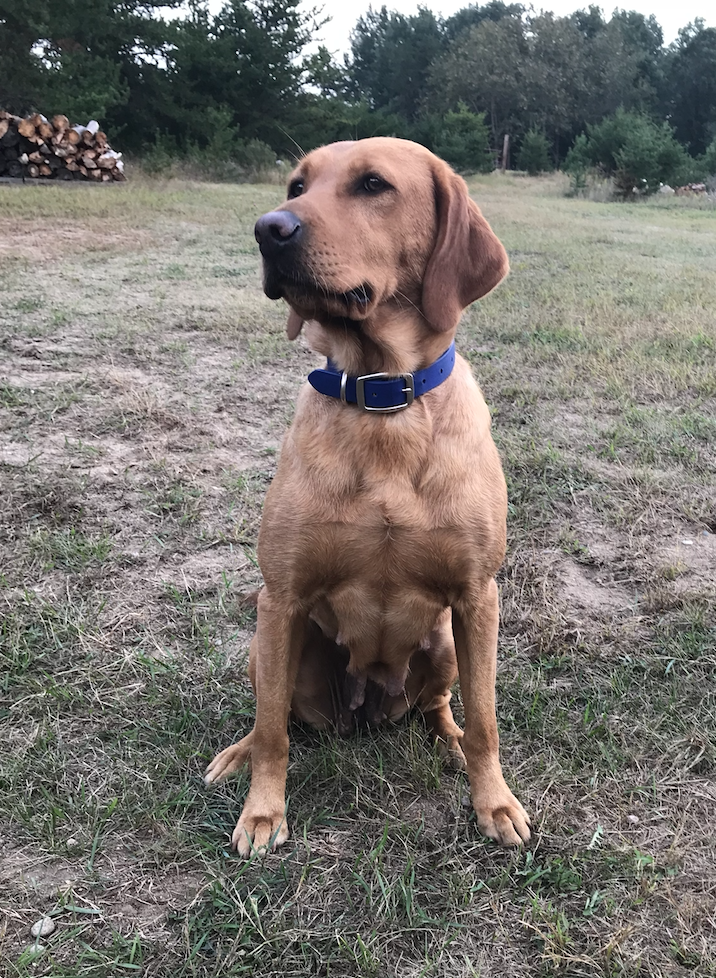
[343,371,416,413]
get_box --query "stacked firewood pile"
[0,112,125,182]
[675,182,708,196]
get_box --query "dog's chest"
[309,486,467,649]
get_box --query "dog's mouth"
[265,269,374,320]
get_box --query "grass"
[0,170,715,978]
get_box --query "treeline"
[1,0,716,182]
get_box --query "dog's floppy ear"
[422,162,509,333]
[286,307,304,340]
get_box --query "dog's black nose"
[255,210,302,257]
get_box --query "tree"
[154,0,320,152]
[443,1,523,41]
[426,15,528,146]
[517,129,551,174]
[0,0,49,112]
[612,119,690,195]
[433,103,492,172]
[0,0,184,135]
[522,13,587,150]
[346,6,445,121]
[572,5,605,40]
[665,22,716,155]
[701,136,716,176]
[564,109,691,195]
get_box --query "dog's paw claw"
[473,783,531,846]
[232,812,289,857]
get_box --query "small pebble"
[627,814,639,824]
[66,837,78,847]
[30,917,55,939]
[681,539,694,546]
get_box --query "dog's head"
[254,137,508,341]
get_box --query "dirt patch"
[555,555,637,616]
[0,834,204,953]
[655,527,716,600]
[0,220,152,261]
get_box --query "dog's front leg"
[453,579,531,846]
[233,589,306,856]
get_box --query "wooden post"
[501,133,510,173]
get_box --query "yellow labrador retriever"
[205,137,531,855]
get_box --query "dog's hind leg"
[204,730,254,785]
[406,610,467,770]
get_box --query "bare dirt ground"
[1,173,714,977]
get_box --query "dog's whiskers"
[393,290,421,315]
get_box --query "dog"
[205,137,531,855]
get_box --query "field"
[0,170,715,978]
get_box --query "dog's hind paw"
[436,734,467,772]
[204,733,253,786]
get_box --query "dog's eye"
[288,180,304,199]
[363,175,387,193]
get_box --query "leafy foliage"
[517,129,552,174]
[564,109,692,196]
[1,0,716,188]
[666,22,716,155]
[347,6,444,121]
[432,103,492,173]
[701,136,716,177]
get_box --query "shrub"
[433,103,492,173]
[564,109,694,198]
[141,132,178,175]
[582,108,636,173]
[517,129,552,175]
[288,97,412,156]
[563,133,591,193]
[702,136,716,176]
[612,121,691,196]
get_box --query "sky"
[308,1,713,55]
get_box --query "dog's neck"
[303,304,456,376]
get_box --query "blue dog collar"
[308,342,456,414]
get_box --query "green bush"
[612,121,691,196]
[702,137,716,176]
[288,97,411,155]
[184,138,278,182]
[138,129,278,183]
[141,132,178,175]
[582,108,636,173]
[564,109,694,197]
[433,103,492,173]
[563,133,591,194]
[517,129,552,175]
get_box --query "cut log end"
[3,114,125,184]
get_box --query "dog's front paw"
[232,804,289,857]
[472,776,531,846]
